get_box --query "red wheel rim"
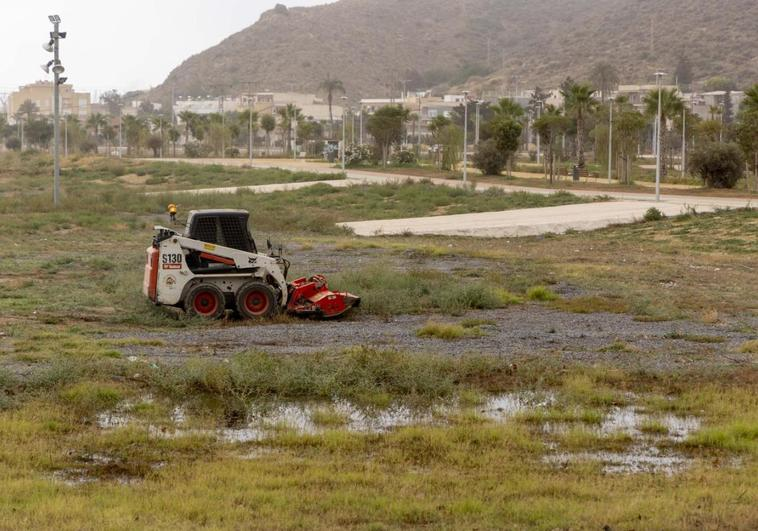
[244,289,270,316]
[193,290,219,316]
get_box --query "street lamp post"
[341,96,348,171]
[475,100,482,145]
[607,97,614,184]
[248,84,254,164]
[536,101,543,166]
[681,106,686,178]
[43,15,66,206]
[654,71,666,202]
[462,91,469,183]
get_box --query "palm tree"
[319,75,345,138]
[491,97,525,120]
[168,127,181,157]
[178,110,196,144]
[150,116,169,157]
[276,104,301,156]
[562,83,598,169]
[18,100,39,122]
[644,88,684,171]
[534,105,569,183]
[260,114,276,156]
[86,113,107,144]
[742,85,758,115]
[590,63,619,103]
[102,125,116,156]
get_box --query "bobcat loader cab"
[143,209,359,319]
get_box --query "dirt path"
[109,306,755,372]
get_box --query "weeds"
[416,322,483,340]
[526,286,559,302]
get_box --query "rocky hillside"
[152,0,758,102]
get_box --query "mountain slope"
[152,0,758,101]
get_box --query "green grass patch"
[664,332,727,344]
[553,296,628,314]
[526,285,559,302]
[684,422,758,453]
[738,340,758,354]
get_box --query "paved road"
[144,158,755,238]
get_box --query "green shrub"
[526,286,558,302]
[416,322,468,340]
[643,207,665,222]
[689,143,745,188]
[472,139,507,176]
[392,149,417,166]
[5,137,21,151]
[60,382,123,416]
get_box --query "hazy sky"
[1,1,333,99]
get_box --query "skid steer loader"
[143,209,360,319]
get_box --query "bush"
[472,139,507,176]
[643,207,665,222]
[5,137,21,151]
[392,149,417,165]
[689,143,745,188]
[526,286,558,302]
[225,147,240,158]
[184,142,213,159]
[79,140,98,154]
[345,144,375,167]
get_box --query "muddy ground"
[109,306,755,372]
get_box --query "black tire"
[236,282,279,320]
[185,284,226,319]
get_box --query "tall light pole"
[341,96,348,171]
[462,91,469,183]
[248,83,254,164]
[536,101,543,166]
[43,15,66,206]
[607,97,614,184]
[359,103,364,145]
[654,71,666,201]
[681,106,686,178]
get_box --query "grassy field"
[1,153,756,529]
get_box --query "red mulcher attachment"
[287,275,361,319]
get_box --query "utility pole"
[654,71,665,202]
[462,91,469,183]
[608,98,614,184]
[64,116,68,157]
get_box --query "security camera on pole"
[42,15,67,206]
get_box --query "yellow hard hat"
[168,203,177,214]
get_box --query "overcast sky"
[1,1,333,99]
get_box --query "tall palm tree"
[178,110,196,144]
[18,100,39,122]
[590,63,619,103]
[319,75,344,138]
[742,84,758,115]
[562,83,598,168]
[86,113,107,142]
[260,114,276,156]
[491,97,525,120]
[644,88,684,171]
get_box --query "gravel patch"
[109,305,755,372]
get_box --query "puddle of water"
[93,392,706,476]
[545,446,690,475]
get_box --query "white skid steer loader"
[143,209,360,319]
